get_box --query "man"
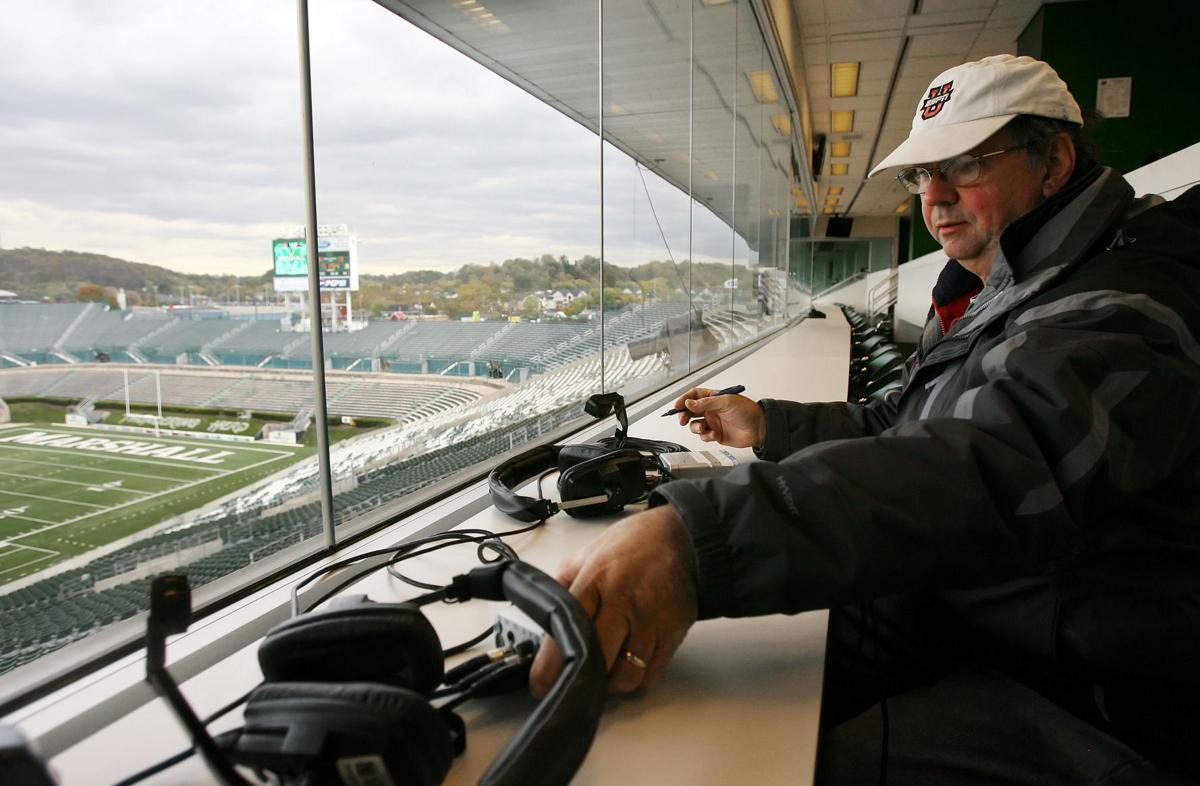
[531,55,1200,782]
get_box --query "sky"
[0,0,751,278]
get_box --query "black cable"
[442,625,493,659]
[108,687,259,786]
[205,686,256,725]
[386,530,520,590]
[108,747,196,786]
[438,657,533,713]
[295,520,543,614]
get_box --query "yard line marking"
[0,512,59,526]
[8,448,294,541]
[0,456,208,484]
[0,489,108,509]
[0,542,56,555]
[0,471,153,497]
[0,549,60,576]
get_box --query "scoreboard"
[272,225,358,292]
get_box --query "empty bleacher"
[136,319,244,362]
[321,322,408,359]
[209,322,295,365]
[60,309,169,356]
[0,343,672,675]
[0,366,493,421]
[471,322,590,367]
[376,322,509,367]
[0,303,702,384]
[0,304,90,356]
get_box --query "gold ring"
[623,650,648,669]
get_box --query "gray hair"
[1006,114,1099,179]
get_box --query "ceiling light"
[699,0,734,5]
[823,207,835,215]
[895,199,912,214]
[831,110,854,133]
[831,62,860,98]
[705,170,720,182]
[831,163,849,176]
[828,186,844,196]
[830,140,850,158]
[455,0,509,33]
[791,186,802,197]
[771,114,792,136]
[824,197,840,206]
[747,70,779,103]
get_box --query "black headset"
[146,560,607,786]
[488,392,685,522]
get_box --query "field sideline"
[0,423,310,586]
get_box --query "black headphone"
[488,393,685,522]
[146,561,607,786]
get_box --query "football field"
[0,424,308,586]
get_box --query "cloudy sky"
[0,0,743,277]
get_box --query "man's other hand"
[529,505,699,697]
[674,387,766,448]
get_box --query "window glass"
[0,0,798,685]
[690,0,739,370]
[0,0,320,677]
[732,16,766,327]
[600,0,693,393]
[305,0,601,531]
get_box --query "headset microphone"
[147,575,253,786]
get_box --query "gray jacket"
[654,167,1200,690]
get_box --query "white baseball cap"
[869,54,1082,177]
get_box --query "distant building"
[0,289,19,304]
[534,288,588,313]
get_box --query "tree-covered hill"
[0,246,751,317]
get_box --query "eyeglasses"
[896,144,1031,195]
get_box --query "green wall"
[1019,0,1200,174]
[907,201,941,262]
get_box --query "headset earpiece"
[488,392,687,522]
[149,562,604,786]
[557,442,613,469]
[557,449,649,518]
[228,682,456,786]
[258,598,445,696]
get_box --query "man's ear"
[1041,131,1076,198]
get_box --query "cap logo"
[919,81,954,120]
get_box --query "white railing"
[867,268,899,322]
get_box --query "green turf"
[0,424,314,586]
[6,401,72,425]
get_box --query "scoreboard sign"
[272,225,358,292]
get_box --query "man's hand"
[529,505,699,697]
[673,387,766,448]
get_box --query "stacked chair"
[840,305,905,404]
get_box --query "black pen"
[661,385,746,417]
